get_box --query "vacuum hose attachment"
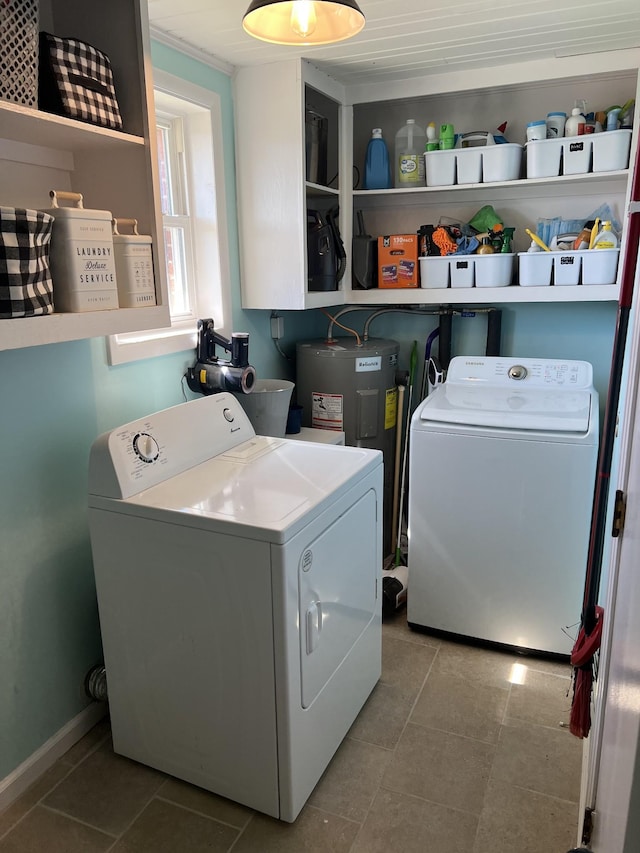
[186,319,256,395]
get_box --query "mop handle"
[395,342,418,564]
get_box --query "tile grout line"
[0,729,111,844]
[226,811,255,852]
[102,783,166,853]
[39,803,118,840]
[346,635,440,852]
[153,793,251,832]
[469,669,513,853]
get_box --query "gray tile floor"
[0,612,583,852]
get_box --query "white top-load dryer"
[407,356,599,656]
[88,393,383,822]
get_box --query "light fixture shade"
[243,0,365,45]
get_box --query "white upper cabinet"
[234,59,348,310]
[234,49,640,309]
[0,0,169,351]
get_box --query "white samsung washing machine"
[88,393,382,822]
[407,356,599,656]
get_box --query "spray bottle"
[501,227,515,253]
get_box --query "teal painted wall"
[0,38,619,786]
[0,41,323,784]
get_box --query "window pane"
[163,225,190,316]
[156,125,174,216]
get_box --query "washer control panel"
[448,357,593,389]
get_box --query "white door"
[580,221,640,851]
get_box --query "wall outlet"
[270,313,284,340]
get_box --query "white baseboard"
[0,703,108,813]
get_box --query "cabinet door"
[234,59,347,310]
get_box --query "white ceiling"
[148,0,640,86]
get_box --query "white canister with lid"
[546,112,566,138]
[526,120,547,142]
[42,190,119,312]
[112,218,156,307]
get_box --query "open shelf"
[346,284,620,305]
[0,306,170,352]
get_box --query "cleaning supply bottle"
[573,221,596,250]
[565,107,586,137]
[501,227,515,253]
[394,119,426,187]
[364,128,391,190]
[425,122,438,152]
[592,221,619,249]
[476,236,495,255]
[606,108,621,132]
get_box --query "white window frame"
[107,69,232,365]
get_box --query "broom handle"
[395,343,418,565]
[391,383,406,553]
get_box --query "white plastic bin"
[526,138,563,178]
[562,137,591,175]
[518,252,553,286]
[482,144,522,182]
[418,256,450,288]
[450,256,474,288]
[474,253,515,287]
[455,148,482,184]
[553,251,582,286]
[424,150,457,186]
[581,249,619,285]
[591,130,632,172]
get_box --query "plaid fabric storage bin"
[38,32,123,130]
[0,207,54,318]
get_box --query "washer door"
[299,488,378,708]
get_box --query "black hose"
[439,312,452,370]
[486,309,502,356]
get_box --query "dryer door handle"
[305,601,322,654]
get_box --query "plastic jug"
[394,119,426,187]
[364,128,391,189]
[592,221,619,250]
[565,108,586,137]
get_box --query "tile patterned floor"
[0,612,583,852]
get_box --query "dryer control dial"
[133,432,159,463]
[508,365,528,381]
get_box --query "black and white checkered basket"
[39,32,123,130]
[0,207,55,319]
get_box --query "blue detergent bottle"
[364,128,391,189]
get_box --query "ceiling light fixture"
[242,0,365,46]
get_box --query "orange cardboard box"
[377,234,419,288]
